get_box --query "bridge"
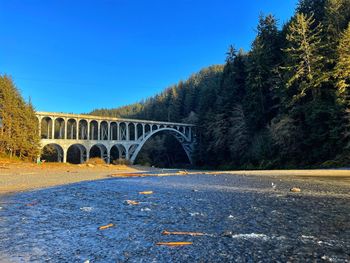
[37,112,195,164]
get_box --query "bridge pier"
[63,148,67,163]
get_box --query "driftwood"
[162,230,204,236]
[156,242,193,246]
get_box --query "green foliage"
[0,75,40,161]
[92,0,350,168]
[283,13,326,103]
[334,22,350,96]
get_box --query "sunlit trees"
[283,13,326,102]
[0,75,40,160]
[91,0,350,168]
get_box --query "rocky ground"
[0,170,349,262]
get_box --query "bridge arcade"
[37,112,195,164]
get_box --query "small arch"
[119,122,127,140]
[67,144,87,164]
[54,118,65,139]
[41,143,64,162]
[79,119,88,140]
[100,121,109,140]
[67,119,77,139]
[128,123,135,141]
[145,124,151,135]
[152,124,158,131]
[41,117,53,139]
[110,122,118,140]
[89,143,108,163]
[136,123,143,140]
[90,120,98,140]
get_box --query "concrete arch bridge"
[37,112,195,164]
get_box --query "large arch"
[67,144,87,164]
[129,127,192,164]
[41,143,64,162]
[89,143,108,163]
[110,144,127,164]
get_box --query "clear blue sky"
[0,0,298,114]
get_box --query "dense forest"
[91,0,350,168]
[0,75,40,161]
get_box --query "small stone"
[290,187,301,192]
[192,189,198,192]
[87,164,94,168]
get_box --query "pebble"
[290,187,301,193]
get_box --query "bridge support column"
[142,124,145,139]
[97,121,101,141]
[37,117,42,139]
[134,124,137,140]
[51,117,55,139]
[64,118,67,139]
[107,148,110,164]
[87,121,90,140]
[108,122,111,140]
[75,118,79,140]
[117,123,120,140]
[63,148,67,163]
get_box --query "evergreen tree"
[0,75,40,160]
[244,14,282,131]
[283,13,326,103]
[297,0,327,23]
[334,23,350,97]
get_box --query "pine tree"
[297,0,327,24]
[334,23,350,97]
[0,75,40,160]
[245,14,282,131]
[283,13,326,102]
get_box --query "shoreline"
[0,162,155,195]
[1,161,350,195]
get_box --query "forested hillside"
[92,0,350,169]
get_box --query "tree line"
[1,0,350,167]
[0,75,40,161]
[91,0,350,168]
